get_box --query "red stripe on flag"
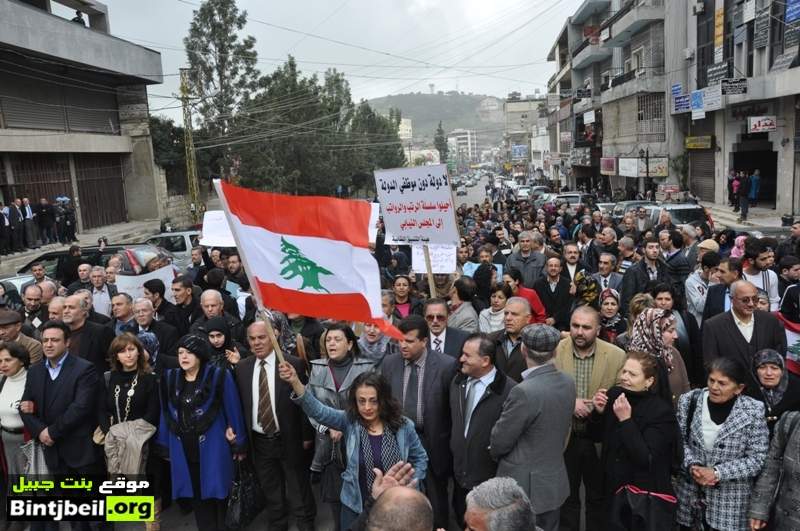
[256,277,377,324]
[220,181,372,248]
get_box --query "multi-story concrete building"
[547,23,574,186]
[0,0,163,230]
[447,128,478,165]
[504,95,544,178]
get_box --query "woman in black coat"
[592,351,678,529]
[752,349,800,438]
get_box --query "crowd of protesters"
[0,196,77,255]
[1,179,800,531]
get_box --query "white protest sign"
[411,244,457,274]
[199,210,236,247]
[115,265,177,303]
[373,164,459,245]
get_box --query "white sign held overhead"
[199,210,236,247]
[116,266,177,303]
[374,164,459,245]
[411,244,457,274]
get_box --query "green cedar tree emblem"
[279,237,333,293]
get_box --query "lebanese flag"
[214,180,401,339]
[775,312,800,376]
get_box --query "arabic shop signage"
[685,136,714,150]
[600,157,616,175]
[748,116,777,133]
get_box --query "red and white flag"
[214,180,400,338]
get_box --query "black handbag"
[608,484,677,531]
[225,460,265,530]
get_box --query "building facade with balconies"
[0,0,164,230]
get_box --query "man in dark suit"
[124,298,180,367]
[450,333,515,527]
[659,229,691,306]
[592,252,623,292]
[171,275,204,336]
[562,242,589,282]
[490,324,576,531]
[7,198,24,252]
[20,320,99,531]
[534,257,573,331]
[61,294,115,374]
[74,288,111,325]
[234,320,316,531]
[702,256,743,323]
[488,297,531,382]
[423,298,469,358]
[20,283,49,337]
[620,236,671,315]
[106,292,135,336]
[382,315,458,529]
[577,225,600,274]
[703,280,786,397]
[143,278,183,332]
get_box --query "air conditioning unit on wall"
[693,1,705,15]
[684,48,695,60]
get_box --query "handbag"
[16,440,50,476]
[224,460,265,530]
[608,484,677,531]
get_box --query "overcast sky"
[79,0,585,120]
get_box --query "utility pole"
[180,68,202,225]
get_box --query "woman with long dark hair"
[307,322,376,530]
[391,275,423,319]
[278,364,427,530]
[156,334,247,531]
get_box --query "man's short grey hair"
[518,231,533,241]
[134,298,154,310]
[506,296,531,315]
[599,252,617,267]
[602,227,617,242]
[49,296,66,307]
[618,236,634,250]
[465,477,537,531]
[730,280,756,299]
[200,289,223,303]
[529,231,544,246]
[40,280,57,293]
[381,289,395,304]
[91,265,105,274]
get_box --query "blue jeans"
[340,505,359,531]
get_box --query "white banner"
[199,210,235,247]
[115,265,176,304]
[373,164,459,245]
[411,244,457,274]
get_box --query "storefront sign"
[754,8,770,48]
[787,24,800,49]
[560,131,573,144]
[575,88,592,99]
[618,158,639,178]
[685,135,714,149]
[570,147,592,167]
[547,94,560,108]
[673,94,691,114]
[600,157,616,175]
[734,25,747,45]
[559,89,573,99]
[601,27,611,41]
[691,90,706,120]
[748,116,777,133]
[771,49,798,71]
[584,110,596,125]
[722,78,748,95]
[703,84,723,111]
[706,62,730,86]
[787,0,800,23]
[671,83,683,97]
[714,8,725,63]
[639,157,668,178]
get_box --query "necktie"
[464,379,479,436]
[404,363,419,427]
[603,277,608,289]
[433,337,442,353]
[258,360,276,435]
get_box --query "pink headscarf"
[730,235,747,258]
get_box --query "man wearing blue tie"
[22,197,40,249]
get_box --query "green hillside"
[368,92,504,148]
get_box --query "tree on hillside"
[184,0,259,178]
[149,116,186,193]
[434,121,448,163]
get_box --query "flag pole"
[213,179,286,364]
[422,244,437,299]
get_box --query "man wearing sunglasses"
[423,298,469,359]
[702,280,786,397]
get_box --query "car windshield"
[668,208,705,224]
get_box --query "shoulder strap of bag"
[684,389,701,440]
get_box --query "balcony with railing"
[572,0,611,24]
[600,67,664,104]
[601,0,665,47]
[572,38,612,70]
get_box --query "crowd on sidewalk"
[0,196,78,256]
[1,180,800,531]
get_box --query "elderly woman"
[279,364,427,530]
[157,334,247,531]
[308,322,375,530]
[357,322,394,365]
[752,349,800,437]
[598,289,626,345]
[479,283,512,334]
[628,308,690,404]
[676,357,769,531]
[0,342,29,477]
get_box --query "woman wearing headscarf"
[599,289,626,345]
[471,263,495,312]
[650,283,703,388]
[357,322,395,366]
[202,315,249,371]
[752,349,800,438]
[156,334,247,531]
[308,322,375,530]
[628,308,690,405]
[573,270,600,310]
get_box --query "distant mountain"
[368,92,505,149]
